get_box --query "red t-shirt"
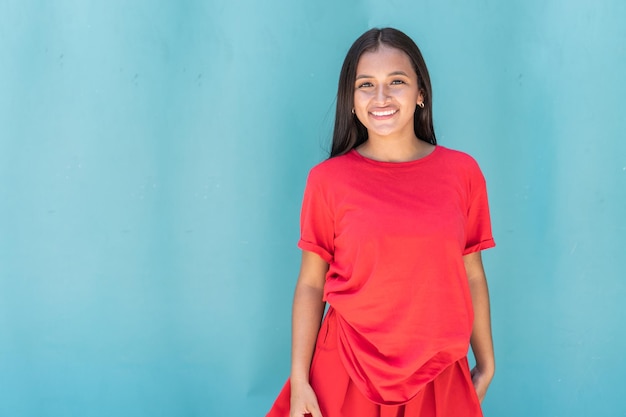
[298,146,495,405]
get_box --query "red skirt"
[266,308,483,417]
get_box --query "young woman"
[267,27,495,417]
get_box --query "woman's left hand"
[470,365,494,403]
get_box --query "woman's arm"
[289,250,328,417]
[464,251,495,403]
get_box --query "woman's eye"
[357,82,374,88]
[391,79,405,85]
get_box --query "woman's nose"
[375,85,389,103]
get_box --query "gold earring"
[418,102,425,108]
[352,108,355,114]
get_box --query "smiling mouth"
[370,109,398,117]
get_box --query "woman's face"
[353,45,423,141]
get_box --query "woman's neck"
[356,135,435,163]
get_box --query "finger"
[308,404,322,417]
[309,405,323,417]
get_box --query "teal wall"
[1,1,624,416]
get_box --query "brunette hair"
[330,27,436,157]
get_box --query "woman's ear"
[417,89,425,107]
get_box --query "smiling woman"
[266,27,496,417]
[352,46,424,150]
[330,27,437,160]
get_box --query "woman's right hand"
[290,379,323,417]
[289,251,328,417]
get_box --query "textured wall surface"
[1,1,625,416]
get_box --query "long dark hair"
[330,28,436,157]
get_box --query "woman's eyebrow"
[355,71,409,80]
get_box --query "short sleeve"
[297,168,335,263]
[463,163,495,255]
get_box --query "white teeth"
[371,110,397,116]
